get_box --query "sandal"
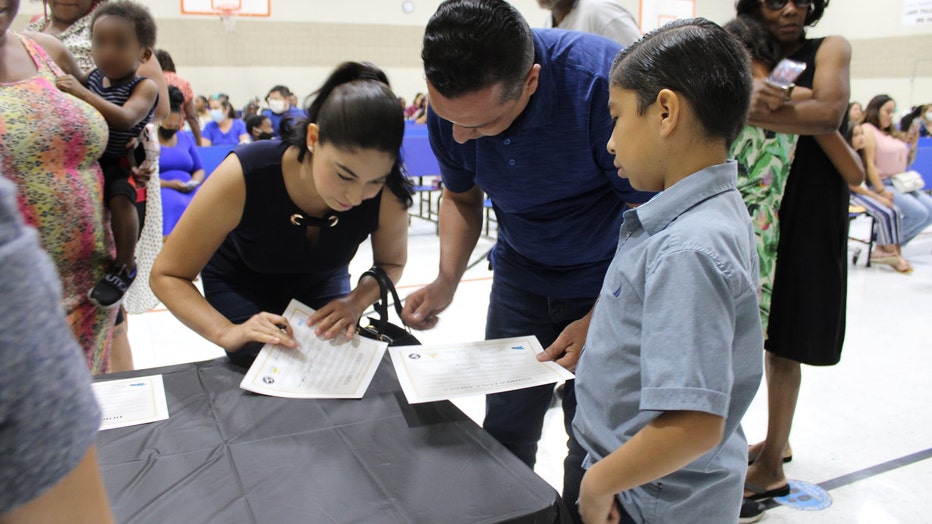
[892,256,913,274]
[869,249,898,265]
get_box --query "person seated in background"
[861,94,932,244]
[538,0,641,46]
[242,97,260,119]
[848,101,864,125]
[159,86,205,238]
[407,93,424,119]
[261,84,306,137]
[846,123,912,273]
[0,174,113,524]
[195,94,211,130]
[200,93,249,146]
[572,18,762,524]
[155,48,201,145]
[406,92,426,120]
[900,103,931,138]
[245,114,275,141]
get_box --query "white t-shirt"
[542,0,641,46]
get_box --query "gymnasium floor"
[126,214,932,523]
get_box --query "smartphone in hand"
[766,58,806,89]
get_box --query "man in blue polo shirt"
[400,0,652,519]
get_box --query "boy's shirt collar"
[625,161,739,236]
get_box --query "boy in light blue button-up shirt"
[571,18,764,523]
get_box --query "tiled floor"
[126,214,932,523]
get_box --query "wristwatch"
[782,83,795,102]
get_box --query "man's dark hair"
[735,0,828,28]
[282,62,412,208]
[611,18,752,147]
[422,0,534,100]
[91,0,157,48]
[155,49,175,72]
[266,85,293,100]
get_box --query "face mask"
[256,132,275,140]
[925,111,932,121]
[158,127,179,139]
[268,99,287,114]
[210,109,225,123]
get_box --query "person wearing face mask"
[200,94,249,146]
[158,87,205,238]
[261,85,307,138]
[245,114,275,142]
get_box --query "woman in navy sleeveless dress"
[151,63,413,365]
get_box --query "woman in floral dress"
[0,25,115,373]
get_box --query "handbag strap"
[357,266,408,336]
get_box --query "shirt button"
[508,159,516,166]
[503,138,511,145]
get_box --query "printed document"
[389,336,574,404]
[92,375,170,431]
[241,299,388,399]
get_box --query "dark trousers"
[483,279,594,524]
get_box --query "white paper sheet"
[240,299,388,399]
[388,336,575,404]
[92,375,170,431]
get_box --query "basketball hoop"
[214,1,241,32]
[218,8,240,31]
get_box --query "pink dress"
[0,33,116,373]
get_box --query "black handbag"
[356,267,421,346]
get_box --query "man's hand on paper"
[307,297,360,339]
[537,310,593,372]
[401,277,456,330]
[219,312,297,352]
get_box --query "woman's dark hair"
[735,0,828,30]
[422,0,534,101]
[863,94,895,134]
[899,104,927,133]
[723,15,780,69]
[611,18,752,147]
[167,85,184,113]
[282,62,412,208]
[91,0,157,48]
[155,49,176,72]
[245,115,269,135]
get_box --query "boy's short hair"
[610,18,751,146]
[422,0,535,101]
[92,0,157,49]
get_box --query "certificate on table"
[92,375,170,431]
[240,299,388,399]
[389,336,574,404]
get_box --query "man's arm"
[401,185,484,329]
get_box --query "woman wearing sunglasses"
[731,0,852,521]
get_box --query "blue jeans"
[884,179,932,244]
[483,279,595,524]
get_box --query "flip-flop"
[744,481,790,501]
[747,449,792,465]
